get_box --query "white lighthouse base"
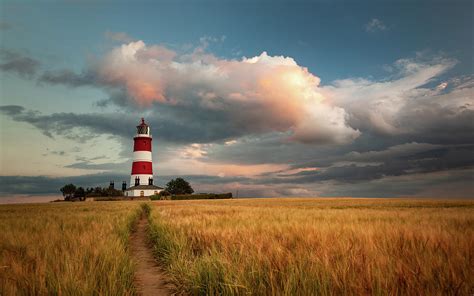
[124,184,163,197]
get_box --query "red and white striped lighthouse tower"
[130,118,154,187]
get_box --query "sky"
[0,0,473,200]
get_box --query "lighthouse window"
[137,126,147,134]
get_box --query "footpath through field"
[130,214,173,296]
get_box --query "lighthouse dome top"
[136,117,151,137]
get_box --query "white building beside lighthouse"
[124,118,163,197]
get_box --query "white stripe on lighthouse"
[130,174,154,186]
[133,151,152,161]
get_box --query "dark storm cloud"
[0,105,135,139]
[160,174,251,185]
[0,105,25,115]
[0,49,40,78]
[0,174,127,195]
[0,49,96,87]
[258,144,474,184]
[0,104,254,144]
[65,160,129,171]
[396,96,474,145]
[39,69,97,87]
[317,169,474,198]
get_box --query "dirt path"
[130,215,174,296]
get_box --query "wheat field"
[0,198,472,295]
[147,198,474,295]
[0,202,141,295]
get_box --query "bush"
[150,192,232,201]
[85,187,123,197]
[170,193,232,200]
[150,195,160,201]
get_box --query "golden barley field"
[0,202,141,295]
[147,198,474,295]
[0,199,473,296]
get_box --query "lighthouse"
[124,118,163,197]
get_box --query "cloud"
[269,143,474,183]
[104,30,135,43]
[325,56,474,144]
[0,174,127,195]
[436,82,448,91]
[50,41,360,144]
[179,143,209,159]
[32,41,471,149]
[2,41,473,198]
[0,105,253,144]
[317,169,474,198]
[0,49,40,78]
[30,42,360,144]
[0,21,11,30]
[0,105,135,140]
[39,69,96,87]
[35,41,471,149]
[365,18,387,32]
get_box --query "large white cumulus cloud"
[96,41,360,144]
[19,39,473,148]
[325,57,471,138]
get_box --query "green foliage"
[159,190,171,196]
[171,193,232,200]
[61,184,124,200]
[74,187,86,200]
[85,186,123,197]
[60,184,76,201]
[165,178,194,195]
[150,193,232,201]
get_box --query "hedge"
[150,193,232,201]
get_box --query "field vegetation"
[151,192,233,201]
[147,198,474,295]
[1,198,472,295]
[0,202,141,295]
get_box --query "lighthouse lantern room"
[124,118,163,197]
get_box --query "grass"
[1,198,472,295]
[0,201,142,295]
[147,198,474,295]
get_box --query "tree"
[74,187,86,201]
[159,190,171,196]
[93,187,104,196]
[85,187,94,197]
[60,184,76,201]
[165,178,194,195]
[105,187,123,197]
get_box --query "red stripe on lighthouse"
[131,161,153,174]
[133,137,152,151]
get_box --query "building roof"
[137,117,148,128]
[126,184,164,191]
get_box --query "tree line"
[59,177,194,201]
[60,184,123,201]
